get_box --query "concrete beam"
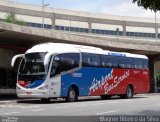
[0,21,160,54]
[0,4,159,28]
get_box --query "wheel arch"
[127,84,134,93]
[69,84,79,96]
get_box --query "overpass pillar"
[122,21,126,36]
[51,14,56,29]
[149,55,160,93]
[88,21,92,33]
[155,23,158,40]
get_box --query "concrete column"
[155,12,158,41]
[122,21,126,36]
[51,13,56,29]
[155,23,158,40]
[88,21,92,33]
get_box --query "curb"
[0,100,17,104]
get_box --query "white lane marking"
[32,109,45,112]
[111,101,119,104]
[3,112,20,115]
[56,106,67,109]
[76,104,87,107]
[123,100,134,103]
[156,103,160,106]
[93,103,104,106]
[19,106,39,109]
[96,110,119,115]
[0,105,6,107]
[0,101,12,103]
[8,105,15,108]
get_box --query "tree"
[133,0,160,12]
[3,13,26,26]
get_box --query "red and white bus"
[11,43,150,102]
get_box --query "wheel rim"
[127,87,132,98]
[69,90,75,101]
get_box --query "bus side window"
[134,58,143,69]
[118,57,133,68]
[82,53,100,67]
[101,55,118,67]
[60,53,80,72]
[143,59,149,69]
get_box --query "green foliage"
[133,0,160,12]
[3,13,26,26]
[157,72,160,83]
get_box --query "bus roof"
[26,43,103,54]
[26,43,148,59]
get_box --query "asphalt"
[0,94,20,104]
[0,93,160,104]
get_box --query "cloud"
[100,0,157,18]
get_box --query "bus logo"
[71,73,82,78]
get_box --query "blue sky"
[10,0,158,18]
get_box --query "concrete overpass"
[0,21,160,55]
[0,1,160,54]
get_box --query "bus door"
[48,55,61,98]
[48,53,80,97]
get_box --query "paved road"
[0,94,160,122]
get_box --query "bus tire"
[41,98,50,103]
[101,95,111,100]
[66,87,78,102]
[121,86,133,99]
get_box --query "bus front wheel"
[41,98,50,103]
[66,87,78,102]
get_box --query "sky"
[9,0,159,19]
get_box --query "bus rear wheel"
[121,86,133,99]
[66,87,78,102]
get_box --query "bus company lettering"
[26,81,35,88]
[104,70,130,94]
[89,69,113,94]
[89,69,130,95]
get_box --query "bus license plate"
[26,92,32,95]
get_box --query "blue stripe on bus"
[26,80,44,88]
[61,67,112,97]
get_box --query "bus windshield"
[19,52,46,75]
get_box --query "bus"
[11,43,150,102]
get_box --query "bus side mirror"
[11,54,24,67]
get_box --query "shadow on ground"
[17,95,147,104]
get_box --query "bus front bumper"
[16,88,49,98]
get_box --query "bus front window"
[18,52,46,80]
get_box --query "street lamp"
[42,0,50,29]
[155,12,158,44]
